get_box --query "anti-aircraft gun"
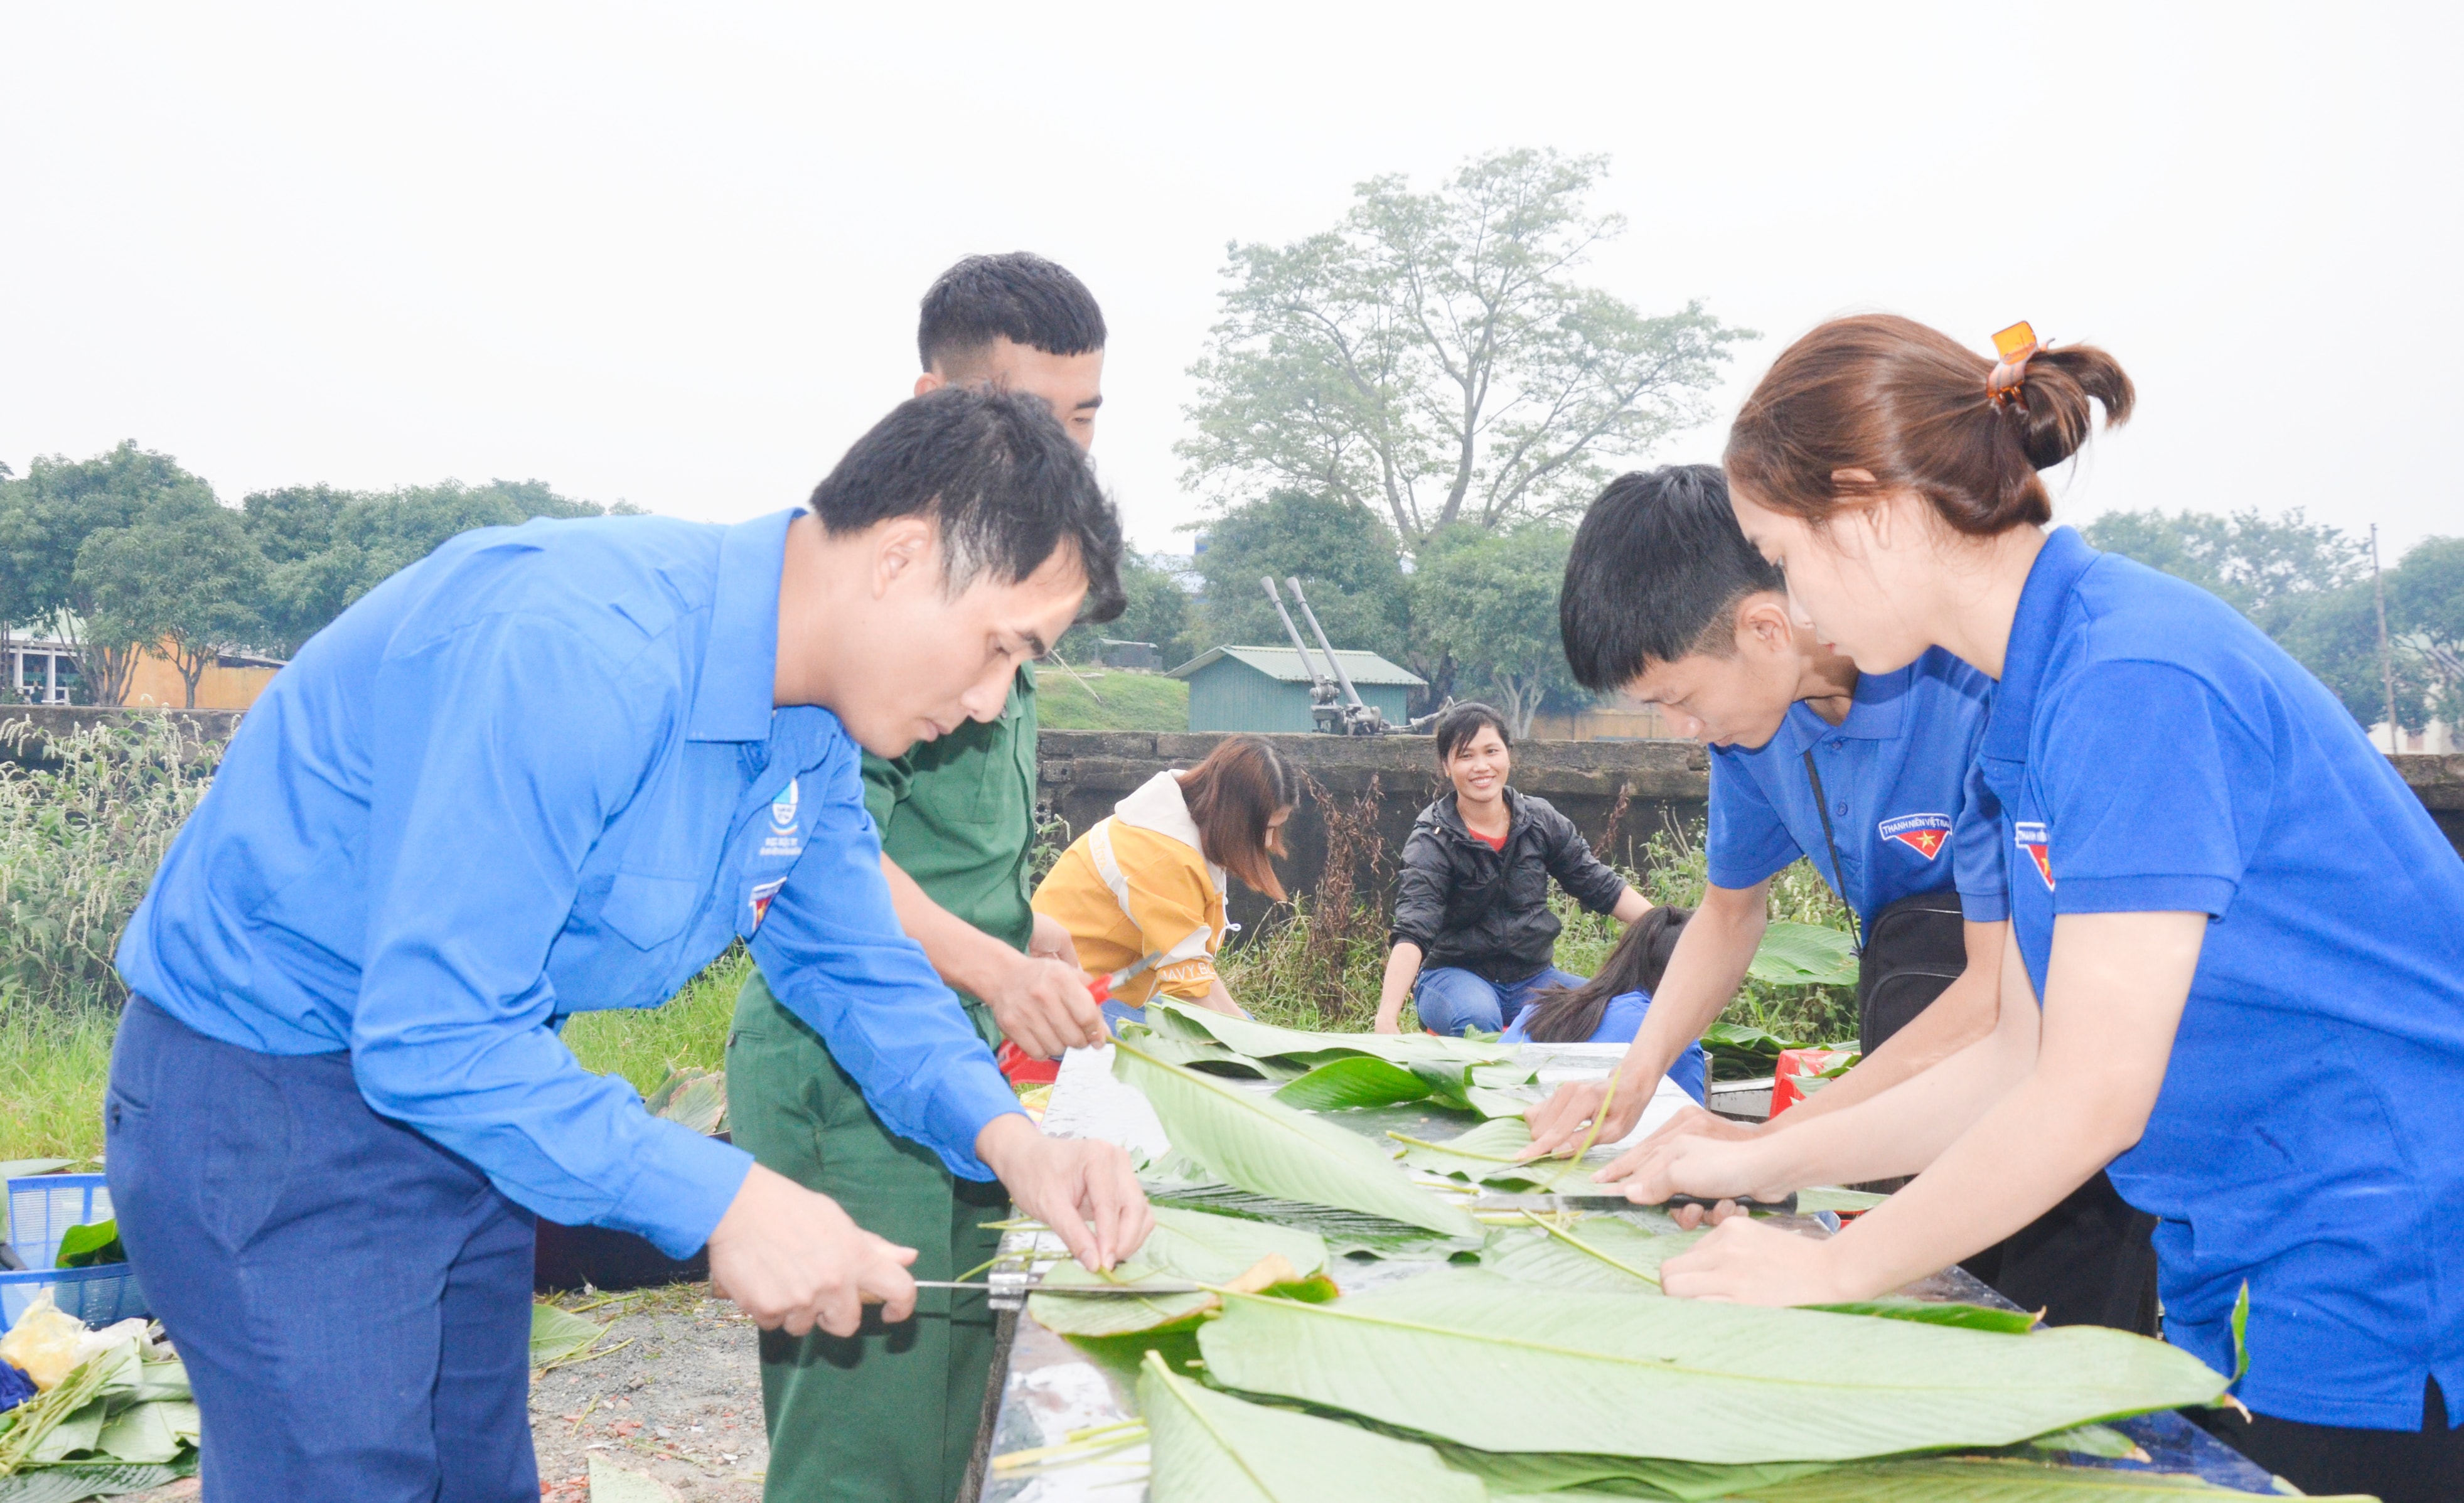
[1261,577,1454,735]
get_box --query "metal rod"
[1286,577,1366,710]
[1260,576,1332,690]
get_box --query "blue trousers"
[106,997,538,1502]
[1413,964,1585,1037]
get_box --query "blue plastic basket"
[1,1175,148,1332]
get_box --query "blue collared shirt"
[1980,526,2464,1428]
[115,510,1025,1258]
[1706,646,2006,930]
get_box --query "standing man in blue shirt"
[1528,464,2156,1330]
[106,387,1154,1500]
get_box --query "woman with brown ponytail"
[1605,315,2464,1501]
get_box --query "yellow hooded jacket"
[1031,770,1227,1005]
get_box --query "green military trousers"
[726,968,1010,1503]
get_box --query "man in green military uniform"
[728,252,1115,1503]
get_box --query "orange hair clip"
[1988,321,2042,410]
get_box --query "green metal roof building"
[1169,645,1426,733]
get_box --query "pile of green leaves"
[0,1327,196,1495]
[1130,998,1535,1121]
[1096,1043,2275,1500]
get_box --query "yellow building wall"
[123,649,282,710]
[1526,704,1674,741]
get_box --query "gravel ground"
[529,1283,769,1501]
[124,1281,768,1502]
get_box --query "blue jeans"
[1413,964,1586,1037]
[106,998,538,1502]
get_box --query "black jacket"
[1390,787,1630,983]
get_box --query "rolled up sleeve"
[752,742,1024,1182]
[351,616,753,1259]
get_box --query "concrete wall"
[1041,730,2464,940]
[8,711,2459,938]
[1036,730,1715,938]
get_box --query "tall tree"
[1178,149,1749,548]
[2081,506,2367,635]
[1057,554,1200,672]
[1189,490,1414,673]
[2386,536,2464,732]
[0,442,221,703]
[243,478,611,656]
[75,492,266,707]
[1411,525,1578,737]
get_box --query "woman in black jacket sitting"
[1373,703,1653,1035]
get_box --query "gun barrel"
[1285,577,1366,710]
[1261,577,1333,688]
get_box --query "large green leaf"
[1747,922,1860,987]
[1388,1119,1614,1193]
[1146,1184,1467,1260]
[643,1066,726,1135]
[51,1222,122,1270]
[1112,1040,1479,1238]
[1196,1271,2229,1463]
[1148,1000,1512,1069]
[0,1463,186,1502]
[92,1403,188,1467]
[1479,1221,1700,1293]
[1138,1350,1483,1503]
[528,1303,604,1367]
[1118,1030,1292,1081]
[1688,1455,2379,1499]
[1436,1445,1832,1501]
[1270,1057,1432,1112]
[1031,1207,1329,1337]
[1802,1298,2039,1334]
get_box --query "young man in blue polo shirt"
[105,388,1154,1499]
[1527,464,2155,1330]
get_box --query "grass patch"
[1219,818,1859,1060]
[1035,668,1187,732]
[560,947,749,1096]
[0,1001,114,1161]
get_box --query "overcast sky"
[4,3,2458,561]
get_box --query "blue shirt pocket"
[599,872,705,952]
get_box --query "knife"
[1469,1191,1799,1216]
[909,1277,1206,1297]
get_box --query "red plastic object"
[996,1040,1061,1086]
[1769,1047,1858,1118]
[995,972,1111,1086]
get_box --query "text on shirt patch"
[761,777,803,859]
[2014,821,2054,889]
[1877,812,1952,859]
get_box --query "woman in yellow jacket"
[1034,735,1297,1023]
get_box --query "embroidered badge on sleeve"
[2014,821,2054,889]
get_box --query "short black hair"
[1559,464,1784,692]
[1433,702,1512,764]
[918,252,1107,371]
[808,386,1125,623]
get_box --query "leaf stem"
[1385,1130,1523,1162]
[1520,1209,1661,1287]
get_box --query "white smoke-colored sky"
[3,4,2456,559]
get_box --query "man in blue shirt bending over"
[106,387,1153,1500]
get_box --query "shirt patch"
[748,876,786,929]
[1877,812,1952,860]
[761,778,803,859]
[2015,821,2054,889]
